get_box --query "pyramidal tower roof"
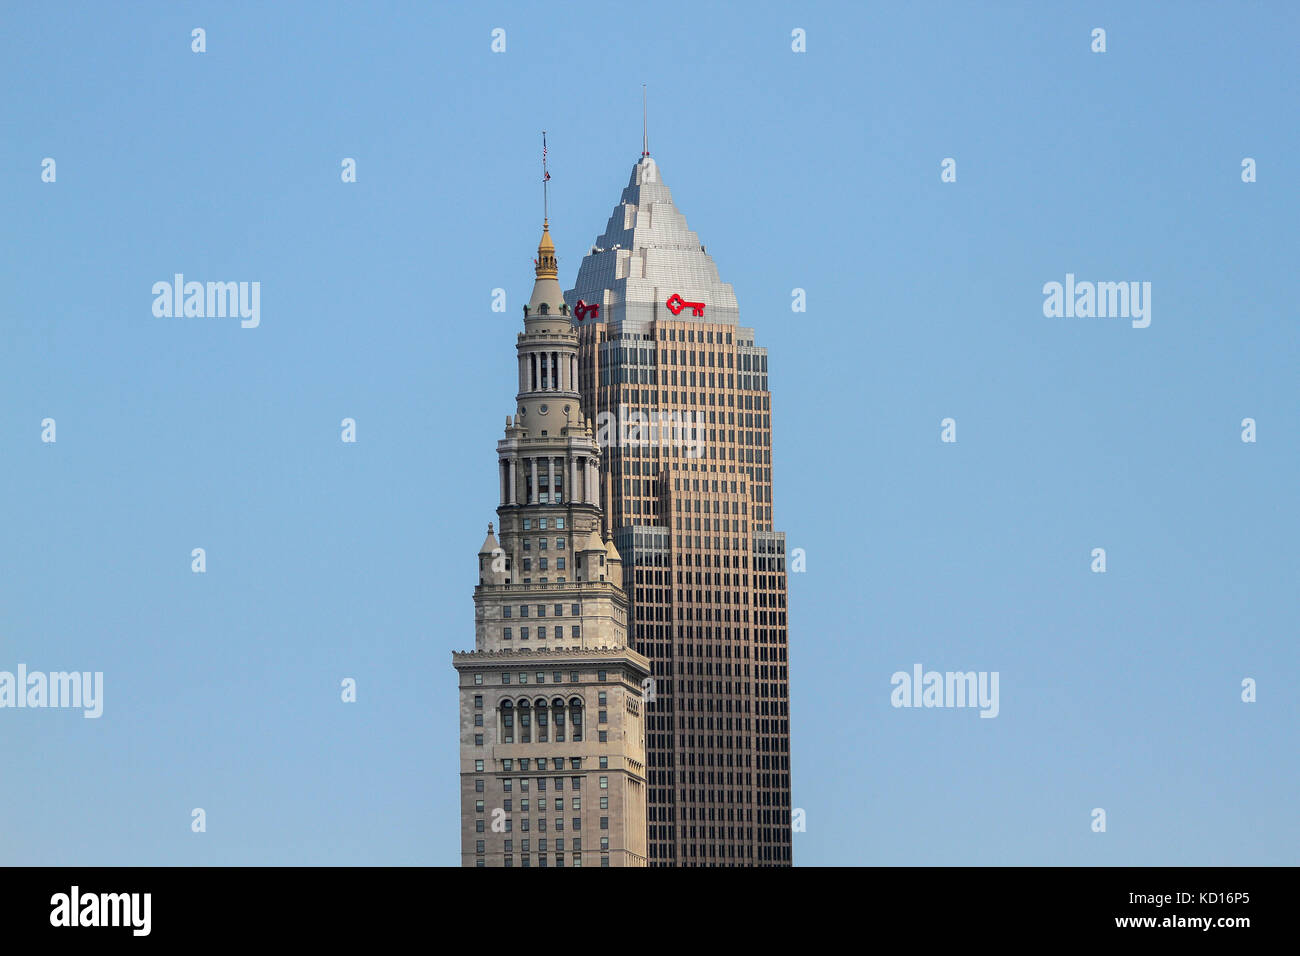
[565,155,739,327]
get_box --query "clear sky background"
[1,1,1296,866]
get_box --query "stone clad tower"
[565,151,793,866]
[454,214,652,868]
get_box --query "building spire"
[534,130,557,279]
[642,85,649,157]
[542,130,551,224]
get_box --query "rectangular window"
[537,605,546,617]
[474,674,483,685]
[599,796,608,810]
[538,626,546,640]
[536,672,545,684]
[599,756,608,769]
[503,607,512,618]
[599,776,608,789]
[502,674,511,684]
[539,518,547,529]
[570,604,579,616]
[523,519,531,530]
[474,734,483,745]
[556,557,565,570]
[503,627,512,640]
[520,627,529,640]
[475,760,484,772]
[572,625,581,638]
[600,816,609,829]
[556,518,564,529]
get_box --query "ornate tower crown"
[534,221,558,279]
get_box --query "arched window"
[500,700,514,744]
[517,698,532,743]
[568,697,584,742]
[536,695,549,741]
[550,696,566,742]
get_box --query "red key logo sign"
[666,293,705,317]
[573,299,599,321]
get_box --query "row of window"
[659,328,732,345]
[469,765,614,791]
[488,784,611,812]
[501,625,580,640]
[520,517,563,531]
[475,854,613,867]
[475,839,609,854]
[470,670,610,686]
[519,557,565,572]
[522,537,566,551]
[473,815,610,833]
[471,750,582,771]
[503,603,580,618]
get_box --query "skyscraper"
[454,217,651,867]
[565,151,792,866]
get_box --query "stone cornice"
[452,645,650,670]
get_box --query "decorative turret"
[477,523,507,586]
[604,535,624,587]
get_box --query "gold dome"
[534,220,558,278]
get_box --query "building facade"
[564,153,793,866]
[454,219,651,867]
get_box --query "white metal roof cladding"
[565,156,740,328]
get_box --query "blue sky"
[1,1,1296,865]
